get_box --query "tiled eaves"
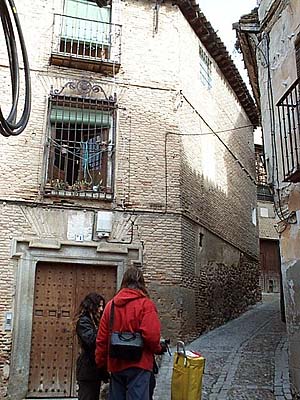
[235,9,261,113]
[174,0,260,127]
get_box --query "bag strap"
[109,298,141,333]
[109,300,115,333]
[176,341,187,366]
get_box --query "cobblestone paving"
[154,294,292,400]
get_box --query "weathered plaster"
[284,260,300,396]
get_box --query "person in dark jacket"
[95,267,164,400]
[76,292,109,400]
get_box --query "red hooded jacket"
[95,288,162,373]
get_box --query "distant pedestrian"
[95,267,165,400]
[76,292,109,400]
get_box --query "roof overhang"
[174,0,260,127]
[233,8,261,115]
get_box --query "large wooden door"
[259,239,281,293]
[28,262,117,398]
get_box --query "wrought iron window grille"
[44,80,116,200]
[277,77,300,183]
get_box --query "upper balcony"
[255,144,273,201]
[50,14,121,75]
[277,77,300,183]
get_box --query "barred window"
[44,95,115,200]
[60,0,111,59]
[277,76,300,183]
[255,144,273,201]
[199,46,212,89]
[255,145,267,185]
[50,0,122,74]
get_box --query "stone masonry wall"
[181,217,260,340]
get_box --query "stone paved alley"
[154,294,293,400]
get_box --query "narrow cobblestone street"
[154,294,292,400]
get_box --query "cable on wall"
[264,33,286,221]
[247,33,298,231]
[179,92,257,183]
[0,0,31,137]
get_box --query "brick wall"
[0,0,260,396]
[257,200,278,240]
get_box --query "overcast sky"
[199,0,258,85]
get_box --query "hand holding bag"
[109,301,144,361]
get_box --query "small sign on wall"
[260,207,269,218]
[252,208,257,226]
[67,212,93,241]
[95,211,113,238]
[4,312,12,331]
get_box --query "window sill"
[50,52,120,75]
[43,188,113,201]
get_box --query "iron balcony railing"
[277,77,300,182]
[255,146,273,201]
[51,14,121,65]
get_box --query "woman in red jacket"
[95,267,163,400]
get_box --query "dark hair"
[120,267,149,296]
[78,292,105,321]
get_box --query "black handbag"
[109,301,144,361]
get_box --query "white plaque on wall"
[67,212,93,241]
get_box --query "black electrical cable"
[265,33,286,221]
[95,0,109,7]
[0,0,31,137]
[250,34,286,221]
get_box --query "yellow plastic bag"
[171,341,205,400]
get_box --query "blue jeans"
[109,368,151,400]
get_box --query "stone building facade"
[255,143,280,293]
[235,0,300,396]
[0,0,259,398]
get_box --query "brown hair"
[120,267,149,296]
[76,292,105,327]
